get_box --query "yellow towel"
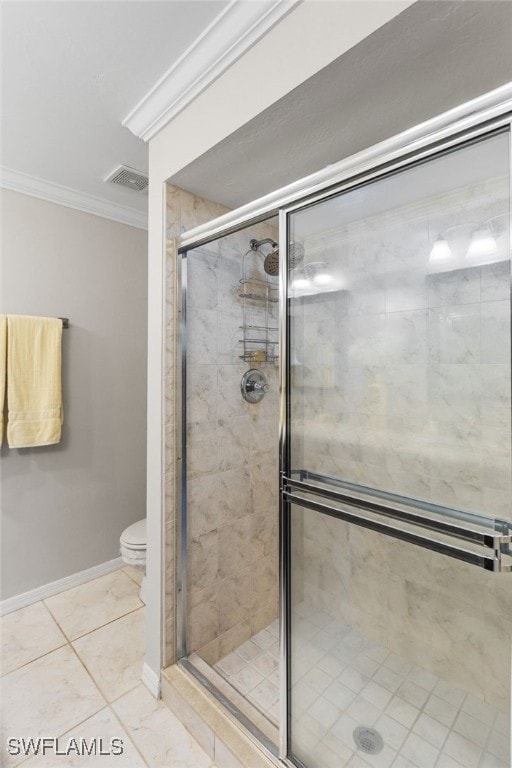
[7,315,63,448]
[0,315,6,443]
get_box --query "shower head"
[262,241,305,276]
[264,249,280,276]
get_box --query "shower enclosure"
[175,88,512,767]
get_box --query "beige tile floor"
[0,567,216,768]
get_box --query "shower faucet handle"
[241,369,269,403]
[248,380,269,393]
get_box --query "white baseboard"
[0,557,123,616]
[142,662,161,698]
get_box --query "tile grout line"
[20,579,137,737]
[29,614,149,766]
[121,566,145,588]
[9,704,149,768]
[0,639,69,679]
[108,701,151,768]
[39,601,70,641]
[5,642,109,768]
[69,604,145,643]
[43,588,144,644]
[67,637,111,711]
[39,597,69,636]
[1,600,69,678]
[109,680,148,707]
[1,602,144,681]
[69,637,113,704]
[68,609,147,706]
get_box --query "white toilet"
[120,518,147,603]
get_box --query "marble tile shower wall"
[297,178,510,516]
[294,178,511,712]
[297,263,510,513]
[165,184,279,667]
[186,243,280,666]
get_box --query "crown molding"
[0,167,148,230]
[123,0,300,142]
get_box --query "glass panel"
[182,218,280,739]
[287,131,511,766]
[289,502,511,767]
[288,132,511,521]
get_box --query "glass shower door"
[284,131,512,767]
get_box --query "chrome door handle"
[283,477,512,573]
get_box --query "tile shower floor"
[214,609,509,768]
[1,567,216,768]
[214,619,280,725]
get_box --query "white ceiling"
[0,0,228,216]
[1,1,511,230]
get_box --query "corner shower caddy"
[238,239,279,364]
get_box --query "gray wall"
[0,189,148,600]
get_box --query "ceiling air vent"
[104,165,148,193]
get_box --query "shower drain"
[353,726,384,755]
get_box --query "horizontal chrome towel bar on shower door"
[283,479,512,573]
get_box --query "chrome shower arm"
[250,237,278,251]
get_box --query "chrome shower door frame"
[175,84,512,765]
[278,113,512,764]
[175,248,187,661]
